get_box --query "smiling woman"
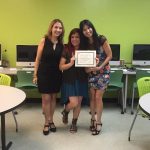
[79,19,112,135]
[33,19,65,135]
[59,28,88,133]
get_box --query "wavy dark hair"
[45,19,65,44]
[79,19,100,49]
[65,28,81,56]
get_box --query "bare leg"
[70,96,82,133]
[42,94,51,125]
[95,90,104,124]
[90,88,96,120]
[48,93,57,132]
[73,96,83,119]
[42,94,51,135]
[65,96,79,111]
[49,93,57,123]
[42,99,44,113]
[91,90,104,135]
[62,96,79,124]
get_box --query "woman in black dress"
[59,28,88,133]
[33,19,64,135]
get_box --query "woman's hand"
[90,66,103,72]
[96,57,99,66]
[33,76,37,85]
[70,55,75,65]
[85,67,98,73]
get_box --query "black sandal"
[61,109,69,124]
[70,119,77,133]
[49,122,56,132]
[43,124,50,135]
[92,123,102,136]
[90,119,95,131]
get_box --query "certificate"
[75,50,96,67]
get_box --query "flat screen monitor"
[109,44,120,66]
[0,44,1,66]
[132,44,150,66]
[16,45,38,67]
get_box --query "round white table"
[139,93,150,116]
[0,85,26,150]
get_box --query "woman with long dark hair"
[79,20,112,135]
[59,28,88,133]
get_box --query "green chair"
[107,70,124,114]
[0,73,18,132]
[16,70,37,89]
[15,70,37,131]
[128,77,150,141]
[131,69,150,114]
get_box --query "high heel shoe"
[70,118,78,133]
[49,122,56,132]
[92,123,102,135]
[61,109,69,124]
[43,124,50,135]
[89,119,95,131]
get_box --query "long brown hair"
[45,19,65,44]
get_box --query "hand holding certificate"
[75,50,96,67]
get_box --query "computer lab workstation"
[110,44,150,112]
[0,43,150,113]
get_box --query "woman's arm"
[33,38,45,84]
[93,40,112,71]
[59,56,75,71]
[100,40,112,67]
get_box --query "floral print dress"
[88,46,110,90]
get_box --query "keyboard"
[22,68,34,71]
[136,68,150,70]
[111,67,121,70]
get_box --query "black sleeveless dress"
[37,37,63,93]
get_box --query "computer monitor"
[16,45,38,67]
[132,44,150,66]
[0,44,2,66]
[109,44,120,66]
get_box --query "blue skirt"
[61,80,88,104]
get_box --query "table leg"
[124,74,128,112]
[1,114,12,150]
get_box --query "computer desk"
[0,67,17,75]
[111,68,136,112]
[0,67,149,113]
[0,67,135,112]
[123,69,136,112]
[0,67,34,75]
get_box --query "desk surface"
[139,93,150,116]
[0,67,17,75]
[111,68,136,74]
[0,67,149,75]
[0,85,26,114]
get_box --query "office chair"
[15,70,37,89]
[131,69,150,114]
[128,77,150,141]
[14,70,37,131]
[0,73,18,132]
[107,70,125,114]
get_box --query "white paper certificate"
[75,50,96,67]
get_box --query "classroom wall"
[0,0,150,67]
